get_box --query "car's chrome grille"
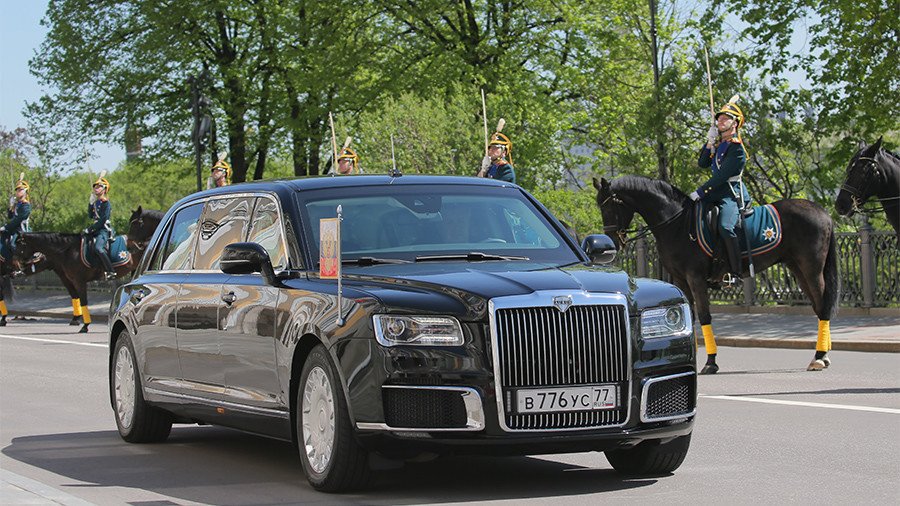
[495,304,629,431]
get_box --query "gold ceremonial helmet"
[212,158,232,179]
[15,179,29,192]
[338,147,358,171]
[489,132,511,151]
[716,101,745,129]
[93,176,110,194]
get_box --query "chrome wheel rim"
[114,345,136,430]
[301,366,335,474]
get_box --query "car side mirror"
[581,234,617,264]
[221,242,278,285]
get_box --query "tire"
[297,345,370,492]
[110,330,172,443]
[605,434,691,475]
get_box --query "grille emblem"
[552,295,573,313]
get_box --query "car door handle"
[221,292,237,305]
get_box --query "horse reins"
[600,193,685,246]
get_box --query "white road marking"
[0,334,106,348]
[701,394,900,414]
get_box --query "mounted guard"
[689,95,751,286]
[0,174,32,265]
[208,152,231,189]
[337,146,359,175]
[477,119,516,184]
[84,173,116,280]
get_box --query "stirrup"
[722,272,740,285]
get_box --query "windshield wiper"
[415,252,530,262]
[341,257,411,266]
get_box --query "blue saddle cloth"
[80,235,131,269]
[695,203,783,258]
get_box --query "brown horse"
[15,232,145,333]
[594,176,839,373]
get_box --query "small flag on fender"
[320,218,340,279]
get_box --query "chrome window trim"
[639,371,697,423]
[142,191,293,275]
[489,290,632,433]
[355,385,484,432]
[145,387,289,419]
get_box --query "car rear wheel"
[297,345,370,492]
[111,330,172,443]
[605,434,691,475]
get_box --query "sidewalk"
[3,288,899,352]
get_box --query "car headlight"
[640,303,692,338]
[373,315,464,346]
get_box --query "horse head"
[127,206,164,250]
[593,176,636,250]
[836,136,884,216]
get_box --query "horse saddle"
[80,235,131,269]
[695,203,782,258]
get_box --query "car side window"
[194,197,254,270]
[247,196,287,270]
[156,203,203,271]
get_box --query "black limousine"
[108,174,696,492]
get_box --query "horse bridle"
[127,215,149,251]
[599,191,684,247]
[840,156,900,214]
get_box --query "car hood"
[332,262,685,320]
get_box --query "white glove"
[481,156,491,171]
[82,228,90,235]
[9,196,16,208]
[0,226,5,233]
[706,125,717,146]
[89,193,97,205]
[689,191,700,202]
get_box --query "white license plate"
[516,385,618,414]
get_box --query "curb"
[11,310,109,324]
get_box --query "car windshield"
[296,184,581,265]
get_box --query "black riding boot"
[722,235,742,285]
[97,248,116,280]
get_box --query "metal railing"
[612,225,898,307]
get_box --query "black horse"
[594,176,839,373]
[127,206,164,249]
[15,232,147,333]
[836,137,900,237]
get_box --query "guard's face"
[93,184,106,196]
[337,158,353,174]
[488,144,505,160]
[211,167,226,181]
[15,188,26,200]
[716,114,735,133]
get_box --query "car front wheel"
[605,434,691,475]
[110,330,172,443]
[297,344,370,492]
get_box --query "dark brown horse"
[594,176,839,373]
[127,206,164,249]
[835,137,900,237]
[16,232,145,333]
[0,253,54,326]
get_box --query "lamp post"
[189,71,212,192]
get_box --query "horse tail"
[821,222,840,320]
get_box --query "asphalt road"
[2,318,898,505]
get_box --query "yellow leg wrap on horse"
[82,306,91,325]
[72,298,82,317]
[701,324,717,355]
[0,300,7,316]
[817,320,831,352]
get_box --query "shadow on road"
[3,426,659,504]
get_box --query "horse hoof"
[700,363,719,375]
[807,359,827,371]
[78,325,89,334]
[0,318,6,327]
[69,317,81,326]
[822,356,831,368]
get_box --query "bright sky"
[0,0,123,170]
